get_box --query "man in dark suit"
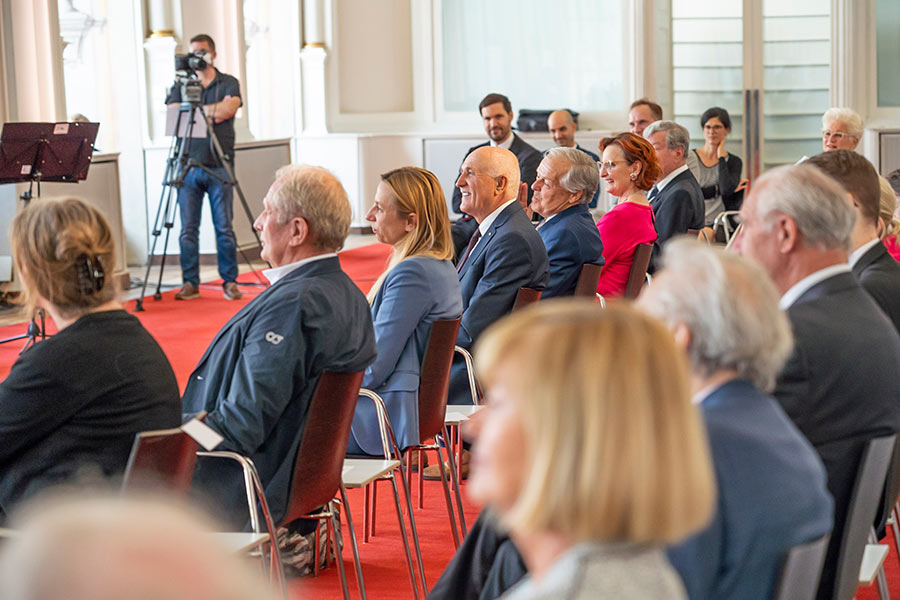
[423,146,548,480]
[531,147,604,298]
[450,93,543,258]
[427,237,834,600]
[182,165,377,528]
[547,109,601,208]
[733,163,900,600]
[806,150,900,334]
[643,120,704,245]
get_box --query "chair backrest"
[574,263,603,298]
[624,243,653,299]
[281,370,365,523]
[121,411,207,493]
[418,318,462,442]
[513,287,542,311]
[832,434,897,600]
[874,435,900,535]
[771,533,831,600]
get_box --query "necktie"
[457,229,483,273]
[648,186,659,202]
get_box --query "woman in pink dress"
[596,132,661,297]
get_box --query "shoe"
[223,281,242,300]
[174,282,200,300]
[422,449,469,481]
[402,450,429,473]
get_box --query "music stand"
[0,121,99,351]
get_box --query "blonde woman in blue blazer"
[347,167,463,455]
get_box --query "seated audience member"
[347,167,463,455]
[883,169,900,261]
[686,107,746,226]
[547,109,600,208]
[628,97,663,136]
[732,164,900,600]
[531,148,604,298]
[595,132,660,297]
[424,147,548,480]
[821,107,863,152]
[428,241,833,600]
[0,494,274,600]
[806,150,900,334]
[450,93,543,258]
[643,120,705,245]
[466,301,715,599]
[0,198,180,516]
[182,165,377,527]
[639,239,833,600]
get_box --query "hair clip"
[76,254,105,295]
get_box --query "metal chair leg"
[443,425,468,536]
[396,452,428,592]
[389,472,421,600]
[363,484,370,543]
[328,508,351,600]
[435,442,461,548]
[371,479,378,537]
[418,448,425,509]
[894,504,900,572]
[870,526,891,600]
[340,485,367,600]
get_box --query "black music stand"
[0,121,99,351]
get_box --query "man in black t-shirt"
[165,33,243,301]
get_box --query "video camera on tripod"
[173,49,211,105]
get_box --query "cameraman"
[165,33,243,301]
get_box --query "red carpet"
[0,241,898,598]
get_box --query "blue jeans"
[177,166,238,286]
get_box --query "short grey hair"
[544,147,599,204]
[642,120,691,155]
[752,164,856,251]
[271,164,352,251]
[638,238,793,392]
[822,107,864,139]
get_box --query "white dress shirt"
[849,238,882,268]
[262,252,337,285]
[654,163,690,192]
[490,132,515,150]
[779,264,851,309]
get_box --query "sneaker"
[174,282,200,300]
[223,281,243,301]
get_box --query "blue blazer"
[537,203,604,298]
[182,257,377,525]
[667,379,833,600]
[448,202,549,405]
[349,257,463,454]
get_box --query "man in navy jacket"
[182,165,376,527]
[531,147,604,298]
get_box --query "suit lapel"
[459,204,517,278]
[852,242,888,277]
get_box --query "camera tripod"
[134,97,266,312]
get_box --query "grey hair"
[753,164,856,251]
[544,147,599,204]
[642,120,691,156]
[271,164,352,251]
[822,107,864,139]
[639,238,793,392]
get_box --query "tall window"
[441,0,624,115]
[57,0,113,150]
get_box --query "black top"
[166,68,242,167]
[851,241,900,336]
[0,310,181,513]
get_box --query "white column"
[2,0,66,122]
[299,0,328,133]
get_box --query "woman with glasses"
[0,197,180,516]
[594,132,660,297]
[467,301,715,599]
[347,166,463,457]
[821,107,863,152]
[687,107,747,226]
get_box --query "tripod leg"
[153,184,184,300]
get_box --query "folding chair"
[199,371,366,600]
[624,243,653,299]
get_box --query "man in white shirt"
[182,165,376,527]
[450,93,543,259]
[643,120,704,245]
[805,150,900,334]
[732,163,900,600]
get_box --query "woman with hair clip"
[0,197,180,515]
[347,167,463,456]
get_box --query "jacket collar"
[851,240,889,277]
[792,270,858,306]
[459,202,522,277]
